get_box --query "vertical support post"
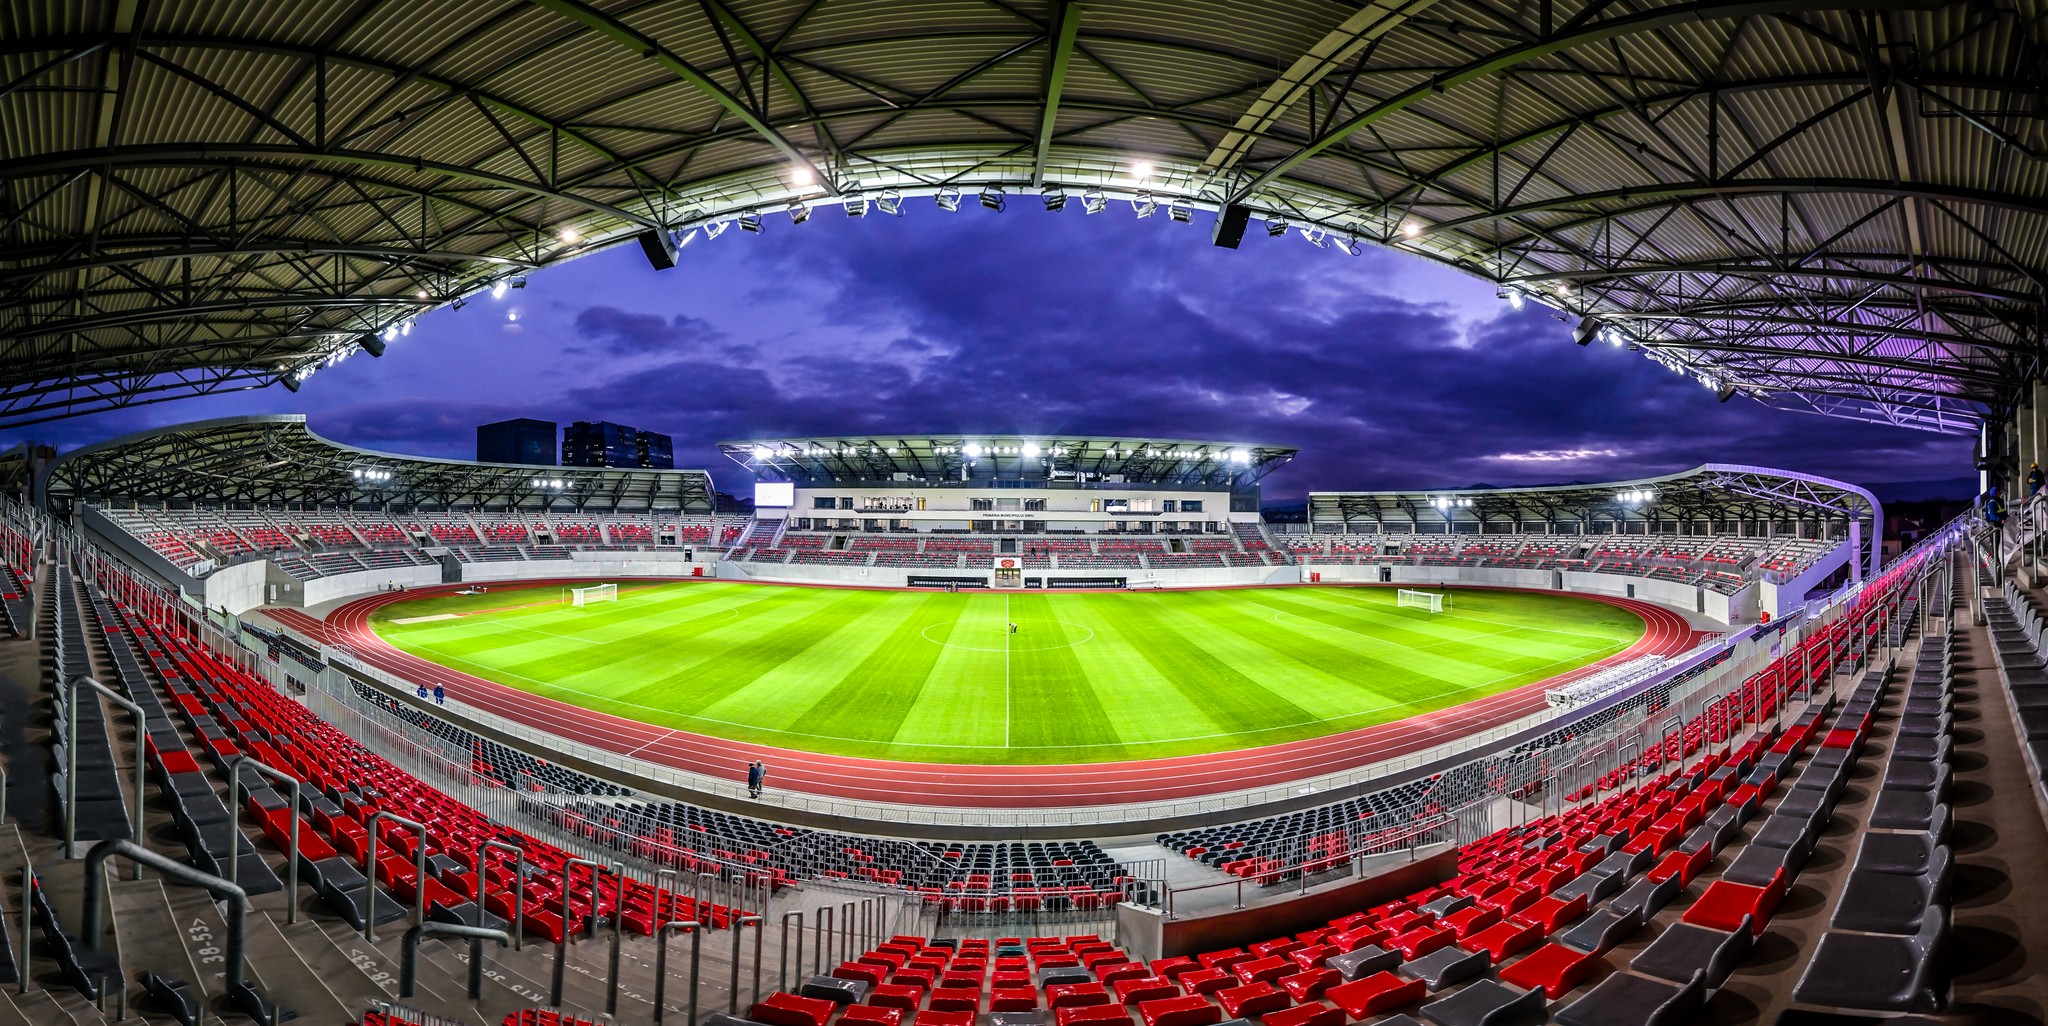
[841,901,855,964]
[607,860,625,1018]
[780,911,805,990]
[729,914,763,1013]
[653,919,701,1024]
[362,810,429,943]
[475,839,525,951]
[551,857,604,1007]
[815,905,832,975]
[226,757,301,923]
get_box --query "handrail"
[474,838,526,951]
[363,810,429,943]
[551,856,607,1007]
[63,675,147,868]
[652,918,701,1025]
[778,910,804,991]
[226,756,302,922]
[16,864,30,994]
[603,858,625,1018]
[81,838,259,1015]
[400,921,510,1000]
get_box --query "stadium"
[0,3,2042,1026]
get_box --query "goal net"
[565,583,618,608]
[1397,588,1450,613]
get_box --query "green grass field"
[369,582,1643,764]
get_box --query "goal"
[564,583,618,608]
[1397,588,1451,613]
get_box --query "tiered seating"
[345,679,630,796]
[784,534,829,549]
[1151,553,1225,568]
[51,564,133,845]
[552,521,604,544]
[927,538,996,555]
[1057,553,1142,569]
[609,522,655,544]
[90,563,737,941]
[0,516,31,636]
[793,550,874,566]
[483,522,530,544]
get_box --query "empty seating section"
[80,553,737,943]
[0,515,30,635]
[51,564,134,845]
[541,795,1147,909]
[1272,530,1839,592]
[345,679,630,796]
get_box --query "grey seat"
[1598,847,1651,879]
[1417,979,1545,1026]
[1894,713,1952,738]
[800,976,868,1005]
[1676,817,1736,856]
[1398,945,1489,991]
[1578,833,1625,856]
[1754,808,1825,858]
[1553,970,1705,1026]
[1857,832,1939,875]
[1771,785,1829,819]
[1832,848,1951,935]
[1869,791,1944,832]
[1791,910,1946,1012]
[1609,873,1680,923]
[989,1013,1047,1026]
[1551,866,1623,906]
[1883,759,1949,793]
[1038,966,1092,987]
[1630,915,1753,989]
[1556,907,1639,955]
[1326,944,1401,981]
[1891,734,1952,763]
[1420,894,1475,918]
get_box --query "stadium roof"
[2,2,2037,433]
[721,435,1295,489]
[1311,462,1880,573]
[42,414,716,514]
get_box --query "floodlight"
[1299,227,1326,248]
[979,186,1006,211]
[510,276,526,288]
[1401,221,1422,238]
[1572,317,1602,346]
[935,187,961,211]
[1266,217,1289,237]
[963,442,982,457]
[557,227,580,244]
[877,189,903,215]
[738,210,762,233]
[788,201,811,225]
[1041,188,1067,211]
[676,227,698,248]
[1131,161,1153,180]
[1332,234,1360,256]
[843,194,869,217]
[790,165,814,186]
[382,326,398,342]
[705,219,731,239]
[1229,449,1249,464]
[1082,188,1107,214]
[1499,289,1523,310]
[1022,442,1042,458]
[451,296,466,310]
[1167,201,1191,223]
[401,320,413,336]
[415,288,429,299]
[491,280,509,299]
[1132,192,1156,218]
[507,311,518,322]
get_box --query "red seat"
[928,988,980,1012]
[1389,924,1454,961]
[1437,905,1500,940]
[1097,962,1150,987]
[1683,869,1787,936]
[1515,892,1589,934]
[1053,1004,1131,1026]
[992,989,1039,1012]
[1463,919,1543,964]
[1216,981,1288,1019]
[1645,846,1711,888]
[1326,972,1425,1019]
[1250,938,1302,960]
[1287,944,1337,971]
[1496,942,1597,1000]
[748,993,836,1026]
[867,984,922,1010]
[1150,957,1198,980]
[1279,968,1338,1002]
[917,1012,973,1026]
[1231,955,1292,985]
[1047,983,1111,1009]
[1136,994,1221,1026]
[839,1006,903,1026]
[1196,949,1249,972]
[1178,969,1232,996]
[1112,977,1177,1006]
[835,962,887,987]
[892,967,935,988]
[1262,1003,1341,1026]
[1478,884,1539,916]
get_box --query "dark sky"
[5,206,1972,501]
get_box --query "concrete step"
[162,881,348,1025]
[108,879,202,1021]
[306,915,499,1025]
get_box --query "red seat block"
[1390,924,1454,961]
[892,967,935,988]
[1112,977,1178,1006]
[916,1012,973,1026]
[1150,957,1197,981]
[1683,870,1787,936]
[1438,905,1500,940]
[1326,972,1425,1020]
[1098,962,1150,987]
[1048,983,1111,1009]
[1327,927,1387,953]
[1515,892,1589,934]
[1479,884,1540,916]
[749,993,836,1026]
[1463,919,1543,964]
[1496,942,1596,1000]
[1196,949,1249,972]
[1178,969,1232,996]
[1136,993,1221,1026]
[1645,845,1711,888]
[1216,981,1288,1019]
[928,988,981,1012]
[992,988,1040,1012]
[840,1006,904,1026]
[1054,1004,1132,1026]
[836,962,887,987]
[1262,1002,1341,1026]
[1288,944,1338,971]
[1279,968,1338,1002]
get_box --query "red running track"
[270,581,1707,809]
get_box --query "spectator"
[433,683,446,705]
[747,760,765,799]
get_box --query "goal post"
[564,582,618,608]
[1396,588,1450,613]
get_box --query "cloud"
[569,307,725,355]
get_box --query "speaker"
[358,331,385,358]
[1716,383,1737,403]
[636,228,679,270]
[1211,203,1253,249]
[1572,317,1601,346]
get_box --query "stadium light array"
[843,194,869,217]
[1229,449,1250,463]
[963,442,983,457]
[1401,221,1422,238]
[979,186,1006,211]
[1023,442,1042,457]
[1131,161,1154,181]
[935,187,961,212]
[877,189,903,216]
[490,280,509,300]
[532,477,567,490]
[1615,488,1656,504]
[1498,289,1523,310]
[1082,188,1107,214]
[789,165,814,187]
[557,227,580,245]
[788,201,811,225]
[737,210,762,233]
[1266,217,1289,237]
[1167,201,1191,223]
[351,467,394,482]
[1132,192,1156,218]
[1041,188,1066,212]
[705,219,732,239]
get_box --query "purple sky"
[6,208,1971,501]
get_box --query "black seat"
[1832,848,1951,935]
[1416,979,1544,1026]
[1629,916,1752,990]
[1792,909,1945,1012]
[1327,944,1401,980]
[1557,907,1638,955]
[1397,945,1488,991]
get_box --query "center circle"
[917,616,1097,652]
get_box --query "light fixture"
[1132,192,1156,218]
[1400,221,1421,238]
[1041,188,1066,211]
[507,311,518,322]
[787,201,811,225]
[1082,188,1107,214]
[451,296,466,310]
[1332,234,1360,256]
[1717,381,1738,403]
[491,280,509,300]
[935,187,961,212]
[1167,201,1191,223]
[877,189,903,215]
[963,442,982,457]
[705,219,731,239]
[510,276,526,288]
[1229,449,1249,464]
[558,227,580,244]
[1131,160,1153,180]
[415,288,429,299]
[738,210,762,233]
[1022,442,1041,458]
[1299,226,1326,248]
[401,320,413,336]
[979,185,1006,211]
[1266,217,1289,237]
[790,165,814,186]
[843,194,869,217]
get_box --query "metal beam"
[1031,1,1084,187]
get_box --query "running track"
[267,581,1708,809]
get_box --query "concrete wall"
[729,561,1295,589]
[199,558,269,615]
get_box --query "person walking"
[747,760,765,799]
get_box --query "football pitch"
[368,582,1644,764]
